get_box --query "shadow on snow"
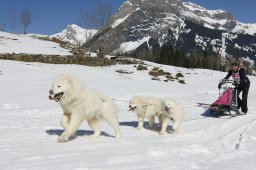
[45,129,114,140]
[119,121,174,134]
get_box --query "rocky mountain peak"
[84,0,256,68]
[110,0,184,25]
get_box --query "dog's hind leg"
[104,115,121,139]
[157,114,163,129]
[87,118,101,138]
[172,121,182,134]
[148,116,155,128]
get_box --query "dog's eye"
[57,85,61,88]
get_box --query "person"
[218,62,250,114]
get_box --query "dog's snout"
[129,105,131,108]
[165,106,170,111]
[49,90,53,94]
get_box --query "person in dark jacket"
[219,62,250,114]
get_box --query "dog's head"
[49,74,77,104]
[128,96,142,112]
[162,98,176,116]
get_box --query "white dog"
[49,74,121,142]
[160,98,185,135]
[129,96,163,130]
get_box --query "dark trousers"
[237,82,250,113]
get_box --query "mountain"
[83,0,256,66]
[52,24,97,47]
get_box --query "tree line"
[136,43,230,72]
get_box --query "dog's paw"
[88,133,100,138]
[115,134,121,140]
[57,133,69,142]
[136,126,145,130]
[173,130,181,134]
[57,136,67,143]
[159,131,166,135]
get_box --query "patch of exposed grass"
[115,69,133,74]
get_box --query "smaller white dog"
[160,98,185,135]
[129,96,163,130]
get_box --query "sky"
[0,0,255,35]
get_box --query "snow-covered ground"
[0,60,255,170]
[0,31,72,55]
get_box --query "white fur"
[49,74,121,142]
[129,96,163,130]
[160,98,185,135]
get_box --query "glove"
[218,83,222,89]
[218,79,226,89]
[234,81,239,88]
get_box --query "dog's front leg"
[60,113,70,129]
[58,114,83,142]
[136,116,145,130]
[159,117,169,135]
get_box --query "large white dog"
[160,98,185,135]
[49,74,121,142]
[129,96,163,130]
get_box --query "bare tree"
[95,1,113,29]
[80,10,96,29]
[9,11,17,33]
[80,10,96,44]
[0,22,6,31]
[20,8,32,34]
[80,1,113,30]
[80,1,113,57]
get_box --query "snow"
[111,14,131,28]
[220,33,228,57]
[0,59,256,170]
[183,2,225,16]
[232,22,256,35]
[111,8,140,28]
[240,57,255,67]
[115,36,151,53]
[0,31,72,55]
[201,17,228,25]
[195,34,207,50]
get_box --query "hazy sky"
[0,0,255,35]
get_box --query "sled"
[198,79,241,117]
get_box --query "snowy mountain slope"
[52,24,97,47]
[0,60,256,170]
[84,0,256,63]
[0,31,72,55]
